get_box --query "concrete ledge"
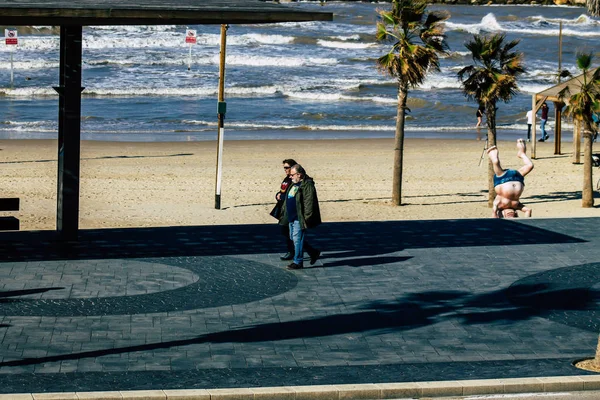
[4,375,600,400]
[161,389,210,400]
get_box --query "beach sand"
[0,137,596,231]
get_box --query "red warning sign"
[5,29,18,45]
[185,29,197,44]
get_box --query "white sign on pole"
[5,29,18,45]
[185,29,197,70]
[185,29,197,44]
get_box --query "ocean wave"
[223,55,337,67]
[0,120,55,132]
[0,32,296,53]
[174,119,517,132]
[284,91,397,104]
[0,85,284,98]
[528,14,600,26]
[444,12,600,37]
[0,60,59,70]
[444,13,503,34]
[0,87,57,96]
[317,40,376,49]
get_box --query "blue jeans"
[289,220,305,265]
[541,119,547,136]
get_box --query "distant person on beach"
[526,109,533,142]
[476,105,485,128]
[538,102,549,142]
[487,139,534,218]
[279,164,321,269]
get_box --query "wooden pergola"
[531,71,595,160]
[0,0,332,240]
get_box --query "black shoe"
[544,135,549,140]
[287,263,303,270]
[538,138,545,142]
[280,252,293,261]
[309,250,321,265]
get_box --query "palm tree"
[558,53,600,209]
[588,0,600,17]
[457,34,525,207]
[376,0,449,206]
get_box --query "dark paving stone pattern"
[0,218,598,394]
[0,257,297,316]
[0,358,596,394]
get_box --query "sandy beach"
[0,137,597,231]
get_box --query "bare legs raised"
[487,139,534,218]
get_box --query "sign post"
[215,24,228,210]
[4,29,18,88]
[185,29,196,70]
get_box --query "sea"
[0,2,598,142]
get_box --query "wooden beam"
[0,0,332,25]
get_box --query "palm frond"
[457,33,525,109]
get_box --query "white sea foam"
[529,14,599,26]
[0,120,55,132]
[180,119,499,132]
[285,91,397,104]
[317,40,375,49]
[222,55,337,67]
[332,34,361,41]
[0,37,58,52]
[0,60,59,70]
[0,87,57,96]
[241,33,294,45]
[445,12,600,37]
[444,13,503,34]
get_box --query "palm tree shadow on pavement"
[1,280,598,368]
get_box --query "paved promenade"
[0,217,599,395]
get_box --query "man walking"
[280,164,322,270]
[538,102,550,142]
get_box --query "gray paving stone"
[0,219,599,394]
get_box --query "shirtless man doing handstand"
[486,139,533,218]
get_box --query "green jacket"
[279,176,322,229]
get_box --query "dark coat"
[279,176,322,229]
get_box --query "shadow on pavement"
[1,281,597,368]
[0,219,585,262]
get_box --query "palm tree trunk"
[582,127,594,207]
[486,105,497,207]
[587,0,600,17]
[392,82,408,206]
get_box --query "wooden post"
[573,118,581,164]
[554,102,562,155]
[54,25,83,240]
[214,24,228,210]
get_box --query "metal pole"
[9,50,13,89]
[531,96,537,159]
[558,22,563,84]
[215,24,228,210]
[188,44,192,71]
